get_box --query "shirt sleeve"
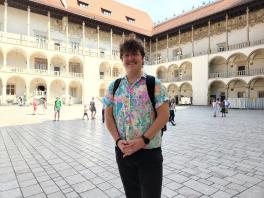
[103,80,115,108]
[154,78,168,109]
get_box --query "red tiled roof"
[29,0,153,36]
[153,0,247,35]
[29,0,249,36]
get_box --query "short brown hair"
[119,35,145,60]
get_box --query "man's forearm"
[144,103,169,140]
[105,107,120,141]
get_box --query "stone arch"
[179,82,192,104]
[6,75,27,104]
[209,56,227,75]
[50,79,66,102]
[6,48,27,70]
[227,78,248,98]
[29,78,47,98]
[179,61,192,81]
[29,51,48,71]
[156,66,167,79]
[227,53,248,77]
[248,77,264,99]
[68,80,82,104]
[248,48,264,74]
[99,61,111,79]
[69,56,83,74]
[50,54,66,75]
[208,80,227,103]
[99,83,108,98]
[112,63,124,78]
[167,83,179,100]
[168,64,179,80]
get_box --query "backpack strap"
[146,75,157,117]
[113,78,122,96]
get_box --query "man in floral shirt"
[103,35,169,198]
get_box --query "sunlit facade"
[0,0,263,108]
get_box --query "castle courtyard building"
[0,0,263,108]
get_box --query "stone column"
[166,34,169,61]
[2,81,6,105]
[208,20,211,53]
[48,11,51,44]
[65,17,69,49]
[4,1,7,34]
[246,7,250,45]
[97,25,100,56]
[27,6,31,38]
[155,38,158,63]
[110,28,113,59]
[27,55,30,72]
[82,21,85,49]
[225,14,228,50]
[192,26,194,56]
[178,30,181,47]
[3,51,7,70]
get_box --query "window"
[78,0,88,8]
[101,8,111,16]
[126,16,135,23]
[100,71,104,79]
[173,48,182,57]
[237,92,245,98]
[6,84,15,95]
[35,58,47,70]
[69,62,80,73]
[70,41,80,49]
[112,68,119,77]
[237,66,245,75]
[217,42,226,52]
[259,91,264,98]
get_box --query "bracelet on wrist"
[115,137,122,147]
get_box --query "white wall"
[0,5,4,31]
[192,55,209,105]
[7,7,27,35]
[31,12,48,36]
[249,23,264,42]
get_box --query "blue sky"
[115,0,212,24]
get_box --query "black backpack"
[112,75,167,133]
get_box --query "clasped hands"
[117,138,145,157]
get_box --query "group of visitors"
[212,98,230,117]
[82,97,97,120]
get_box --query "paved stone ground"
[0,106,264,198]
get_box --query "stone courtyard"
[0,105,264,198]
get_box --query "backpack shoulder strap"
[113,78,122,96]
[146,75,157,117]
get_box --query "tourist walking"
[82,105,89,120]
[212,99,217,117]
[54,97,62,121]
[169,99,176,125]
[89,97,96,119]
[103,35,169,198]
[32,98,37,115]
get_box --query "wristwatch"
[141,135,150,145]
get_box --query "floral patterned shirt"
[103,73,168,149]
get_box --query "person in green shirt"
[54,97,62,121]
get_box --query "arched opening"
[99,62,111,80]
[179,83,192,104]
[208,80,226,104]
[209,56,227,78]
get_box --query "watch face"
[142,135,150,144]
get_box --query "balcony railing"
[158,75,192,83]
[0,31,120,60]
[0,66,84,78]
[148,38,264,65]
[208,68,264,79]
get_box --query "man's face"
[122,50,143,74]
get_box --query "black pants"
[115,147,163,198]
[102,109,105,123]
[169,110,175,122]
